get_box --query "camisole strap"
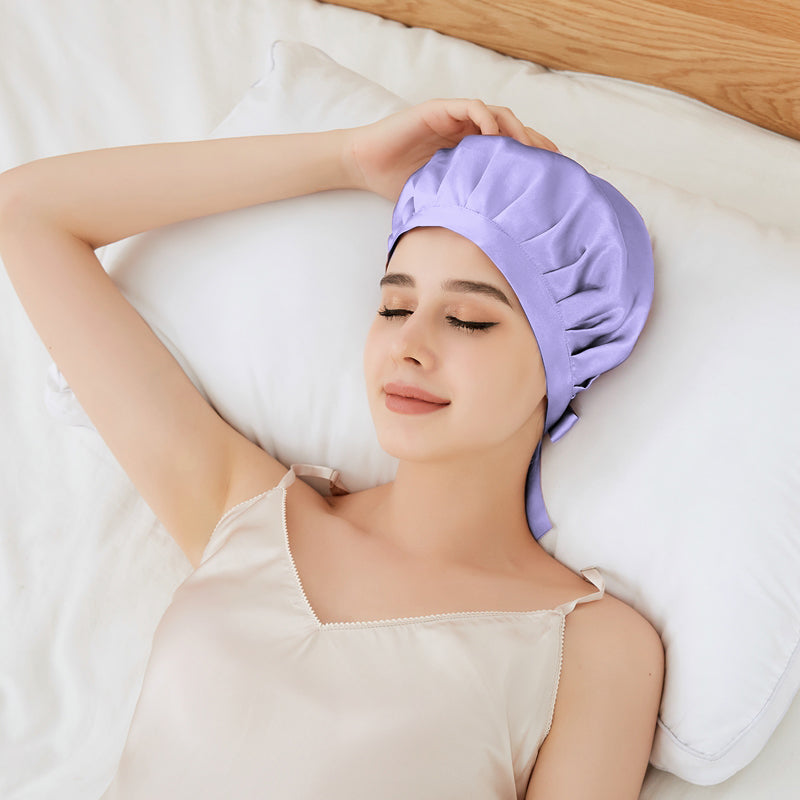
[556,567,605,616]
[278,463,348,496]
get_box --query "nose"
[390,312,435,369]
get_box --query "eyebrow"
[379,272,512,307]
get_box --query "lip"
[383,382,450,415]
[383,382,449,404]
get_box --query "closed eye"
[446,316,497,332]
[378,306,497,331]
[377,306,412,319]
[377,307,497,333]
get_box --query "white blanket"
[2,1,799,797]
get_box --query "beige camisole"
[101,465,604,799]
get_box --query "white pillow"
[541,171,800,783]
[48,40,800,785]
[98,40,407,490]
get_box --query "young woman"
[0,98,663,799]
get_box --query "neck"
[376,448,537,567]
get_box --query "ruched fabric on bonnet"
[387,135,654,538]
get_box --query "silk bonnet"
[387,135,654,539]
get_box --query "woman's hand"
[343,98,559,201]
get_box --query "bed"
[2,0,799,797]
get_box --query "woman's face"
[363,226,547,465]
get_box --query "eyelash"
[377,307,497,332]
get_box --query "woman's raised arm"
[0,130,360,566]
[0,99,551,567]
[0,130,355,250]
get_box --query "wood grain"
[321,0,800,140]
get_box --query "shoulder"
[281,466,360,539]
[563,590,664,685]
[525,588,664,799]
[558,591,664,735]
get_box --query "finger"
[444,99,500,136]
[485,104,560,153]
[488,105,530,144]
[524,125,560,154]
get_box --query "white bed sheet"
[1,1,799,797]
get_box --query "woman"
[0,98,663,798]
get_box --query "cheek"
[470,339,546,419]
[512,355,547,419]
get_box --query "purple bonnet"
[387,135,654,539]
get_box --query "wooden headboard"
[322,0,800,141]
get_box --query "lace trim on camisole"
[278,463,605,629]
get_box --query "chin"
[374,422,490,468]
[374,426,438,463]
[370,412,449,464]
